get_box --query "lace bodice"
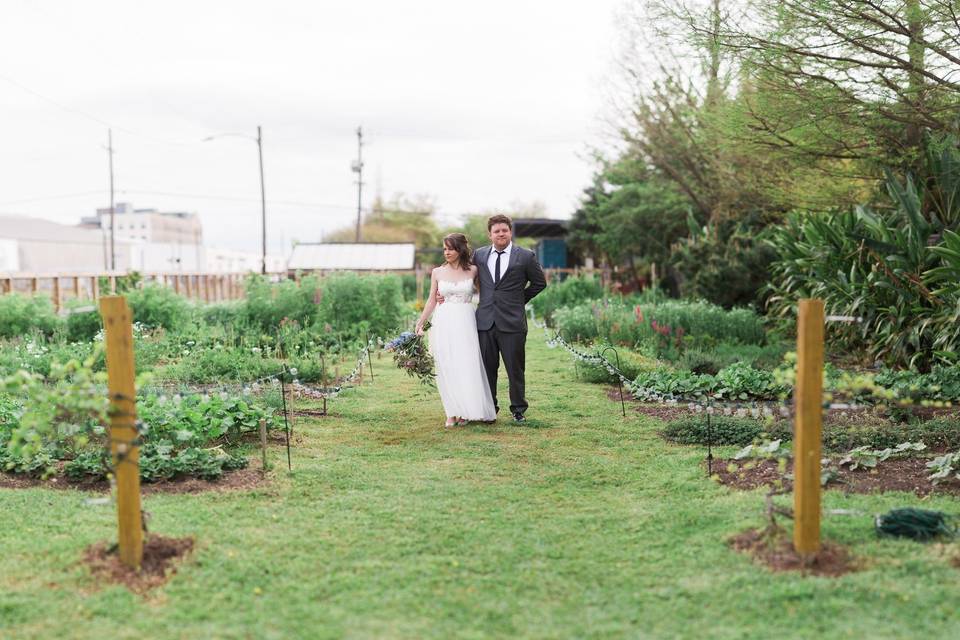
[437,278,475,304]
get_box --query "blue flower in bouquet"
[384,324,434,385]
[385,332,416,351]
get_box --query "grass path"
[2,334,960,639]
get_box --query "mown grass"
[2,335,960,639]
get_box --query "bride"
[415,233,496,427]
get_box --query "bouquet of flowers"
[384,321,435,385]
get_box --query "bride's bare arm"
[416,270,439,335]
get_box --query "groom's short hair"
[487,214,513,231]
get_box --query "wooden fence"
[0,267,610,313]
[0,272,257,313]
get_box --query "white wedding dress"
[429,279,497,421]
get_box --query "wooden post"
[185,275,193,299]
[794,298,825,556]
[92,276,100,301]
[31,277,38,295]
[173,275,181,295]
[415,268,425,305]
[52,277,61,313]
[73,276,82,300]
[109,275,117,294]
[99,296,144,569]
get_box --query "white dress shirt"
[486,242,512,282]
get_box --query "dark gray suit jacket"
[473,244,547,332]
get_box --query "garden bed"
[712,457,960,497]
[0,463,267,495]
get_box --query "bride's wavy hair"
[443,233,472,271]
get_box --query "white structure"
[80,202,203,245]
[0,215,130,273]
[287,242,416,272]
[0,214,281,274]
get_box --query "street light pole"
[257,125,266,275]
[203,127,268,275]
[352,126,364,242]
[107,128,116,271]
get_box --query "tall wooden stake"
[794,299,824,555]
[100,296,144,569]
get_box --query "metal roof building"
[287,242,416,272]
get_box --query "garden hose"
[875,507,957,541]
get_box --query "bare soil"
[83,534,194,594]
[0,465,268,495]
[711,457,960,497]
[730,527,857,577]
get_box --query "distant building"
[0,213,281,275]
[80,202,203,246]
[0,214,129,273]
[512,218,577,269]
[287,242,416,273]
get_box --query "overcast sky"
[0,0,623,254]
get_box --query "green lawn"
[2,334,959,639]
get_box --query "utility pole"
[257,125,267,275]
[352,126,364,242]
[107,129,116,270]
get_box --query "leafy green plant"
[734,438,791,460]
[767,138,960,370]
[927,452,960,484]
[529,275,605,323]
[839,441,926,470]
[0,294,62,338]
[661,415,789,446]
[126,284,192,332]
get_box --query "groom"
[473,214,547,422]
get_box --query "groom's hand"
[436,291,445,305]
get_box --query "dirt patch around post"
[730,527,857,577]
[84,534,194,594]
[711,457,960,497]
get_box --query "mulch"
[729,527,857,577]
[711,457,960,497]
[0,465,267,495]
[83,534,194,594]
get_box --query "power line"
[119,189,358,211]
[0,72,200,147]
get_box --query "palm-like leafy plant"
[767,137,960,370]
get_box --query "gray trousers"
[478,327,527,415]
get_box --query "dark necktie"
[494,250,505,285]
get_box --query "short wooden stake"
[52,277,61,313]
[794,298,825,555]
[259,418,269,475]
[100,295,144,569]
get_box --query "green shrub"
[662,416,789,446]
[126,284,192,332]
[156,346,284,383]
[766,142,960,370]
[0,294,62,338]
[554,299,766,349]
[530,275,605,322]
[64,301,102,342]
[243,275,321,332]
[201,301,245,327]
[664,412,960,453]
[315,272,406,339]
[570,350,657,384]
